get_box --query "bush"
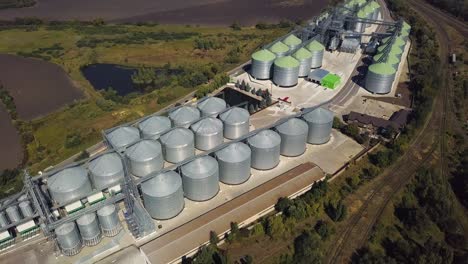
[265,215,285,239]
[64,133,82,148]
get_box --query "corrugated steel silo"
[107,126,140,150]
[88,153,124,190]
[48,166,92,205]
[19,201,34,218]
[306,40,325,68]
[77,212,102,246]
[247,130,281,170]
[191,117,224,151]
[269,42,290,58]
[160,128,195,163]
[215,142,251,185]
[251,49,276,80]
[373,52,401,70]
[0,211,8,227]
[6,205,21,223]
[303,107,334,145]
[365,63,396,94]
[219,107,250,139]
[197,97,227,117]
[181,156,219,201]
[273,56,300,87]
[293,48,313,77]
[378,44,403,59]
[55,222,82,256]
[125,140,164,177]
[275,118,308,157]
[141,170,184,220]
[282,35,302,50]
[169,106,201,128]
[138,116,172,140]
[97,204,121,237]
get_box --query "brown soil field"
[0,106,22,171]
[0,54,84,120]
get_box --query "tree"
[314,220,333,240]
[275,197,293,213]
[74,150,90,162]
[65,133,82,148]
[243,255,253,264]
[230,21,242,30]
[266,215,285,239]
[266,96,272,106]
[241,80,246,90]
[245,83,251,92]
[209,230,219,245]
[333,117,345,129]
[293,231,323,263]
[250,223,265,237]
[325,200,347,222]
[235,80,240,88]
[248,104,255,114]
[251,88,256,95]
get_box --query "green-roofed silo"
[370,1,380,20]
[293,48,312,77]
[365,63,396,94]
[355,10,366,32]
[251,49,276,80]
[373,52,400,70]
[377,43,403,59]
[305,40,325,68]
[283,34,302,50]
[273,56,300,87]
[269,42,290,58]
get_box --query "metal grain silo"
[0,211,8,227]
[282,34,302,50]
[106,126,140,150]
[251,49,276,80]
[247,130,281,170]
[19,201,34,218]
[6,205,21,223]
[169,106,201,128]
[141,170,184,220]
[273,56,300,87]
[306,40,325,68]
[303,107,334,145]
[88,152,124,190]
[77,212,101,246]
[125,140,164,177]
[197,97,227,117]
[138,116,172,140]
[378,44,403,59]
[97,204,121,237]
[160,128,195,163]
[365,63,396,94]
[48,166,92,206]
[215,142,251,185]
[269,42,290,58]
[381,36,406,49]
[275,118,308,157]
[55,222,82,256]
[191,117,224,151]
[181,156,219,201]
[219,107,250,139]
[293,48,313,77]
[373,52,400,70]
[355,11,366,32]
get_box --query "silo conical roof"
[160,128,194,147]
[219,107,250,125]
[369,63,396,75]
[269,42,289,53]
[181,156,218,180]
[49,166,89,193]
[88,153,123,177]
[169,106,200,125]
[283,35,302,47]
[77,213,96,225]
[357,10,367,18]
[274,56,300,68]
[251,49,276,62]
[276,118,308,136]
[56,222,76,235]
[293,48,312,60]
[197,97,227,116]
[306,40,325,52]
[125,140,162,162]
[370,1,380,8]
[138,116,171,138]
[402,21,411,31]
[382,37,405,47]
[216,142,251,163]
[191,117,223,135]
[107,126,140,149]
[248,130,281,148]
[141,170,182,197]
[303,107,334,124]
[373,53,400,65]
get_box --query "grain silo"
[160,128,195,163]
[125,140,164,177]
[273,56,300,87]
[381,36,406,49]
[303,107,334,145]
[141,170,184,220]
[169,106,201,128]
[19,201,34,218]
[181,156,219,201]
[88,152,125,190]
[306,40,325,68]
[275,118,308,157]
[215,142,251,185]
[371,1,380,19]
[106,126,140,150]
[365,63,396,94]
[251,49,276,80]
[378,44,403,59]
[373,53,400,70]
[48,166,92,206]
[6,205,21,223]
[355,10,366,32]
[138,116,172,140]
[293,48,313,77]
[191,117,224,151]
[0,211,8,227]
[197,97,227,117]
[247,130,281,170]
[76,212,102,246]
[282,34,302,50]
[55,222,82,256]
[269,42,290,58]
[97,204,121,237]
[219,107,250,139]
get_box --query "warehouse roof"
[308,69,329,82]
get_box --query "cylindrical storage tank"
[215,142,251,185]
[6,205,21,223]
[402,22,411,36]
[364,5,374,27]
[303,107,334,145]
[125,140,164,177]
[399,30,409,42]
[19,201,34,218]
[247,130,281,170]
[169,106,201,128]
[365,63,396,94]
[378,44,403,59]
[88,152,125,190]
[275,118,308,157]
[373,52,401,69]
[197,97,227,117]
[106,126,140,150]
[381,36,406,49]
[160,128,195,163]
[138,116,172,140]
[48,166,92,206]
[0,211,9,228]
[219,107,250,139]
[251,49,276,80]
[141,170,184,220]
[355,11,367,32]
[282,35,302,50]
[306,40,325,68]
[371,1,380,19]
[273,56,300,87]
[191,117,224,151]
[55,222,82,256]
[181,156,219,201]
[268,42,290,58]
[77,212,101,246]
[97,204,121,237]
[293,48,313,77]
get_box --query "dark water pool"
[81,64,139,96]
